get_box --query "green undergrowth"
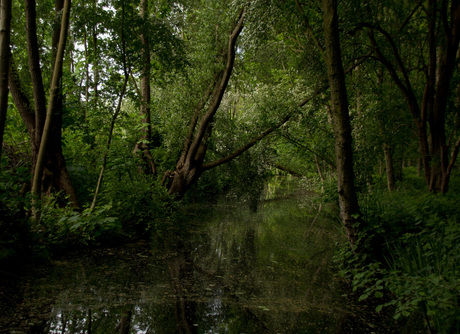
[1,173,179,265]
[336,172,460,333]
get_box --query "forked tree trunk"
[32,0,72,218]
[163,8,246,198]
[323,0,358,247]
[25,0,47,160]
[9,0,78,208]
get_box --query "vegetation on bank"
[335,169,460,333]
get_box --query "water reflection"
[1,196,351,333]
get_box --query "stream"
[0,190,386,333]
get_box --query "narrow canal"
[1,188,383,333]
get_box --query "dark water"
[1,195,365,334]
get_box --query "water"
[1,194,356,333]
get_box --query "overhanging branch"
[202,83,330,171]
[202,112,292,171]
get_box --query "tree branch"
[202,112,292,171]
[367,28,421,120]
[271,163,303,177]
[202,83,330,171]
[295,0,325,54]
[399,0,424,33]
[280,133,335,167]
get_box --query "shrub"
[337,180,460,333]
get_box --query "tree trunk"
[90,72,129,210]
[383,143,395,191]
[428,1,460,193]
[90,0,129,210]
[92,0,99,107]
[163,8,246,198]
[31,0,71,218]
[322,0,358,247]
[133,0,156,176]
[24,0,47,160]
[368,1,460,193]
[0,0,12,162]
[84,28,89,120]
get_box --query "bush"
[336,179,460,333]
[37,200,123,251]
[98,174,178,237]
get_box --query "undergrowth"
[335,171,460,333]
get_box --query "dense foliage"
[1,0,459,332]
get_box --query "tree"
[162,7,246,197]
[9,0,78,207]
[0,0,12,162]
[363,1,460,193]
[31,0,72,217]
[132,0,156,176]
[322,0,358,247]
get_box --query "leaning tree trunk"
[322,0,358,248]
[32,0,71,218]
[90,0,129,210]
[0,0,12,161]
[163,8,246,198]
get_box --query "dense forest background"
[1,0,459,332]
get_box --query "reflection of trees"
[3,199,350,333]
[165,224,270,334]
[167,237,198,334]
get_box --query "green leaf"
[358,293,369,301]
[374,291,384,298]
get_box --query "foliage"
[2,4,460,333]
[97,167,178,236]
[336,174,460,333]
[37,202,123,251]
[0,160,31,263]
